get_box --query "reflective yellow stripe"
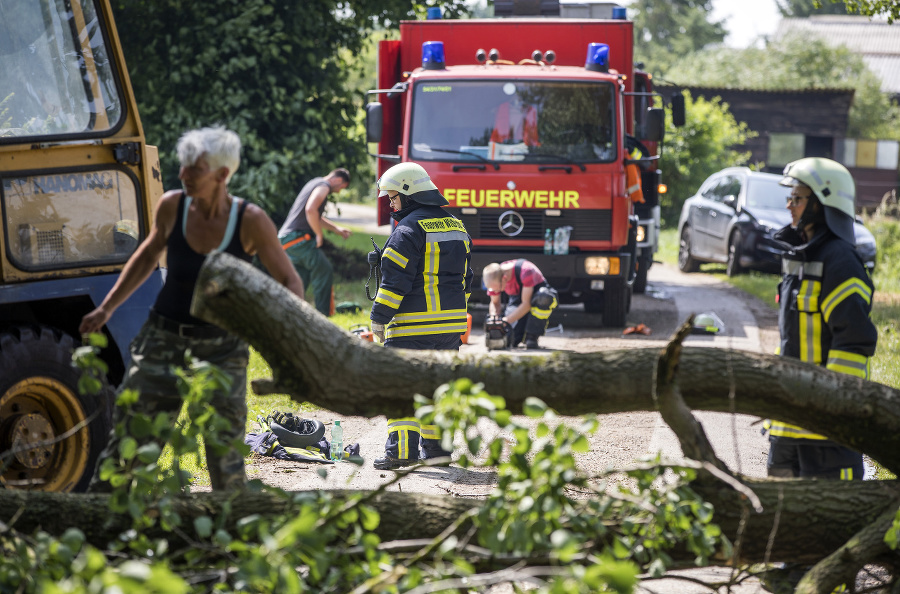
[826,349,869,379]
[393,309,468,322]
[769,421,827,440]
[417,217,466,233]
[382,247,409,269]
[387,321,469,338]
[821,277,872,322]
[531,306,553,321]
[424,241,440,312]
[420,424,440,440]
[375,287,403,309]
[840,468,853,480]
[798,280,822,365]
[387,418,420,460]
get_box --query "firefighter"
[767,157,877,480]
[370,162,474,470]
[481,259,558,349]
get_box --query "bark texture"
[194,252,900,476]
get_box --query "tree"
[658,92,755,226]
[665,37,900,141]
[110,1,468,220]
[2,252,898,592]
[628,0,727,75]
[776,0,850,16]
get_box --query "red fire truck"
[365,9,682,327]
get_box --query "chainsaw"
[484,315,511,350]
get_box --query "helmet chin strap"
[796,195,826,239]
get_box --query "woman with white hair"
[80,126,304,491]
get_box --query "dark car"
[676,167,876,276]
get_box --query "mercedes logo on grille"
[498,210,525,237]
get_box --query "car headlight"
[584,257,620,275]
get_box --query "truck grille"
[455,209,611,241]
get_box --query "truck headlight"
[585,257,620,275]
[636,225,646,243]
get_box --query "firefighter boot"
[524,333,540,349]
[373,419,420,470]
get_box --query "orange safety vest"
[625,160,643,203]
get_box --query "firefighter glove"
[372,322,385,343]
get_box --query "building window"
[768,133,805,167]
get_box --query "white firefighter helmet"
[692,312,724,335]
[376,162,448,206]
[780,157,856,244]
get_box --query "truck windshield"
[409,80,617,164]
[0,0,122,140]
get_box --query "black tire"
[678,226,700,273]
[0,326,113,492]
[633,257,650,294]
[726,231,744,277]
[602,279,630,328]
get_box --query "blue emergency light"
[612,7,627,19]
[427,7,442,19]
[585,42,609,72]
[422,41,445,70]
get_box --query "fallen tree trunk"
[194,252,900,476]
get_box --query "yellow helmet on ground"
[376,162,448,206]
[780,157,856,244]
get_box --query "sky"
[710,0,782,48]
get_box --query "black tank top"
[154,192,252,325]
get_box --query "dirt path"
[243,261,778,495]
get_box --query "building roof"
[775,16,900,94]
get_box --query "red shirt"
[488,259,546,297]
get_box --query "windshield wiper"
[425,147,500,170]
[526,153,587,171]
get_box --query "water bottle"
[544,228,553,255]
[330,420,343,461]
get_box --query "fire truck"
[0,0,163,490]
[365,6,683,326]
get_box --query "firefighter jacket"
[770,225,877,441]
[371,202,474,347]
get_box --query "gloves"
[372,322,385,343]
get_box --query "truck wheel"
[633,257,650,294]
[726,231,743,277]
[0,326,112,492]
[602,279,630,328]
[678,227,700,273]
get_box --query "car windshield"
[746,176,789,210]
[408,79,617,164]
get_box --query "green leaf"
[193,516,213,539]
[523,397,547,417]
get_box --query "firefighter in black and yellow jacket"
[768,157,877,480]
[370,162,474,470]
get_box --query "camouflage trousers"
[89,315,250,491]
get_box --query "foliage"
[843,0,900,21]
[0,347,740,592]
[110,1,468,221]
[628,0,727,74]
[776,0,850,16]
[666,37,900,141]
[659,92,755,226]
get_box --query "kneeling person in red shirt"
[482,259,558,349]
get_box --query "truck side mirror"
[671,93,686,127]
[639,108,665,142]
[365,103,383,144]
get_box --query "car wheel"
[726,231,743,277]
[678,227,700,273]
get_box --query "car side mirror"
[365,103,383,143]
[637,108,665,142]
[723,195,737,210]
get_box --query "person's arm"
[488,292,502,317]
[79,190,178,334]
[319,215,352,240]
[241,204,305,299]
[305,185,331,248]
[504,284,533,324]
